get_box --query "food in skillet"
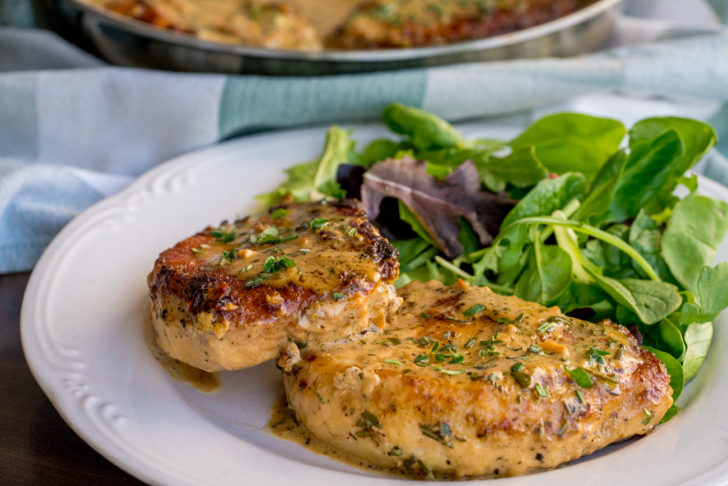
[85,0,595,50]
[95,0,321,49]
[328,0,589,49]
[283,280,673,478]
[147,199,400,371]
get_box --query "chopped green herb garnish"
[439,369,465,376]
[332,292,345,301]
[534,384,549,397]
[280,234,299,242]
[315,392,326,404]
[511,362,524,372]
[311,218,329,230]
[556,421,569,437]
[588,346,610,365]
[496,318,511,324]
[464,304,486,317]
[642,408,654,425]
[538,321,554,333]
[299,248,311,254]
[414,354,430,366]
[210,228,237,243]
[388,446,403,457]
[264,255,296,273]
[464,337,477,349]
[348,227,358,237]
[383,359,401,365]
[221,248,238,262]
[355,410,380,437]
[440,344,457,353]
[449,354,465,364]
[270,208,289,220]
[512,371,531,388]
[419,423,453,448]
[244,274,271,288]
[431,341,440,352]
[257,226,282,244]
[414,336,432,346]
[566,367,594,388]
[419,312,432,319]
[478,347,500,358]
[529,343,542,353]
[575,389,585,403]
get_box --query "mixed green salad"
[258,103,728,421]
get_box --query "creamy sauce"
[144,315,221,392]
[189,205,382,296]
[285,0,361,37]
[269,394,430,479]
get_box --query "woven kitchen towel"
[0,0,727,273]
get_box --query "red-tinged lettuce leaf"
[361,156,516,258]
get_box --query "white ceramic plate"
[22,124,728,486]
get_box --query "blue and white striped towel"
[1,0,728,273]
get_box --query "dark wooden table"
[0,272,145,485]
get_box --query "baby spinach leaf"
[662,194,728,293]
[644,346,684,402]
[508,113,625,180]
[585,271,682,325]
[393,238,434,269]
[555,281,613,319]
[628,210,674,282]
[576,118,715,226]
[694,263,728,321]
[458,218,481,256]
[359,139,407,167]
[603,129,685,223]
[629,117,716,180]
[581,239,607,269]
[514,240,572,305]
[501,173,586,229]
[382,103,464,151]
[682,322,713,382]
[655,319,685,360]
[572,150,626,224]
[398,201,437,246]
[257,126,356,205]
[660,405,680,424]
[474,146,549,193]
[680,263,728,324]
[601,224,636,278]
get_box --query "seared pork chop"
[283,280,673,479]
[148,199,400,371]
